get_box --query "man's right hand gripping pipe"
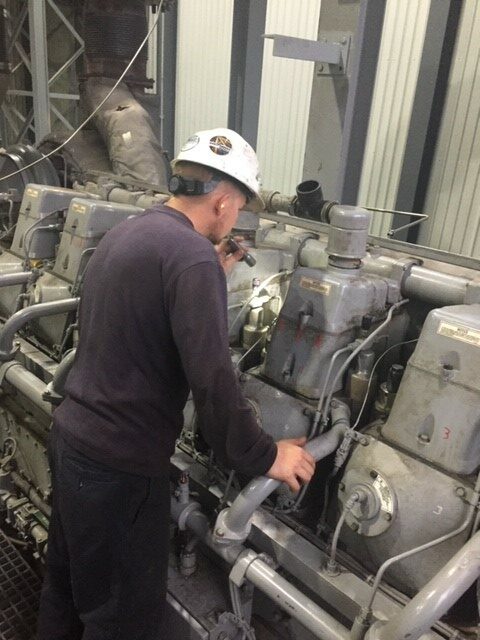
[267,437,316,492]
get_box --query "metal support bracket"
[263,32,351,75]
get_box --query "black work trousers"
[37,427,170,640]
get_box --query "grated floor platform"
[0,530,41,640]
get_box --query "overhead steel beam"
[336,0,386,204]
[158,4,177,157]
[228,0,267,147]
[28,0,51,141]
[394,0,462,242]
[303,0,386,202]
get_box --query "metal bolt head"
[338,482,345,492]
[418,433,430,443]
[369,470,378,479]
[215,528,225,538]
[455,486,466,498]
[350,522,359,532]
[384,512,392,521]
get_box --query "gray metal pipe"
[170,497,243,566]
[171,496,350,640]
[366,530,480,640]
[0,297,79,361]
[403,265,468,306]
[244,557,349,640]
[1,361,52,415]
[260,190,295,214]
[0,272,32,288]
[50,348,76,398]
[217,411,350,542]
[297,237,476,306]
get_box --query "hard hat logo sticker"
[209,136,232,155]
[181,135,200,152]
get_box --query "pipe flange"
[339,469,396,537]
[213,508,252,545]
[176,501,201,531]
[389,257,422,289]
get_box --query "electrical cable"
[234,335,265,369]
[321,299,410,431]
[351,337,418,431]
[309,343,355,438]
[314,337,419,532]
[0,1,165,186]
[229,580,256,640]
[22,209,62,267]
[0,436,17,469]
[366,468,480,612]
[0,223,16,241]
[0,199,16,239]
[327,490,362,572]
[292,324,413,515]
[229,271,292,335]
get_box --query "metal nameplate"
[300,277,331,295]
[71,203,87,214]
[437,321,480,348]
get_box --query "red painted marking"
[314,334,324,348]
[443,427,451,440]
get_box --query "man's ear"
[215,193,230,216]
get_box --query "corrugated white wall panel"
[256,0,321,194]
[419,2,480,257]
[174,1,234,154]
[357,0,431,236]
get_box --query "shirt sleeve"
[167,260,277,477]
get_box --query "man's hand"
[215,236,245,276]
[266,437,316,493]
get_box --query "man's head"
[167,128,263,243]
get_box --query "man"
[37,128,315,640]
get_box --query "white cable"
[230,270,292,334]
[351,337,419,430]
[321,299,410,427]
[0,1,164,186]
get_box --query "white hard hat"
[172,128,264,210]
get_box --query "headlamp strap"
[168,174,220,197]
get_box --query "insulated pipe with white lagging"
[213,401,351,544]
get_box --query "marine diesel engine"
[0,179,480,640]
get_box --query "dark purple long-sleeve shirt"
[54,204,277,477]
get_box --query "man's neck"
[165,197,212,238]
